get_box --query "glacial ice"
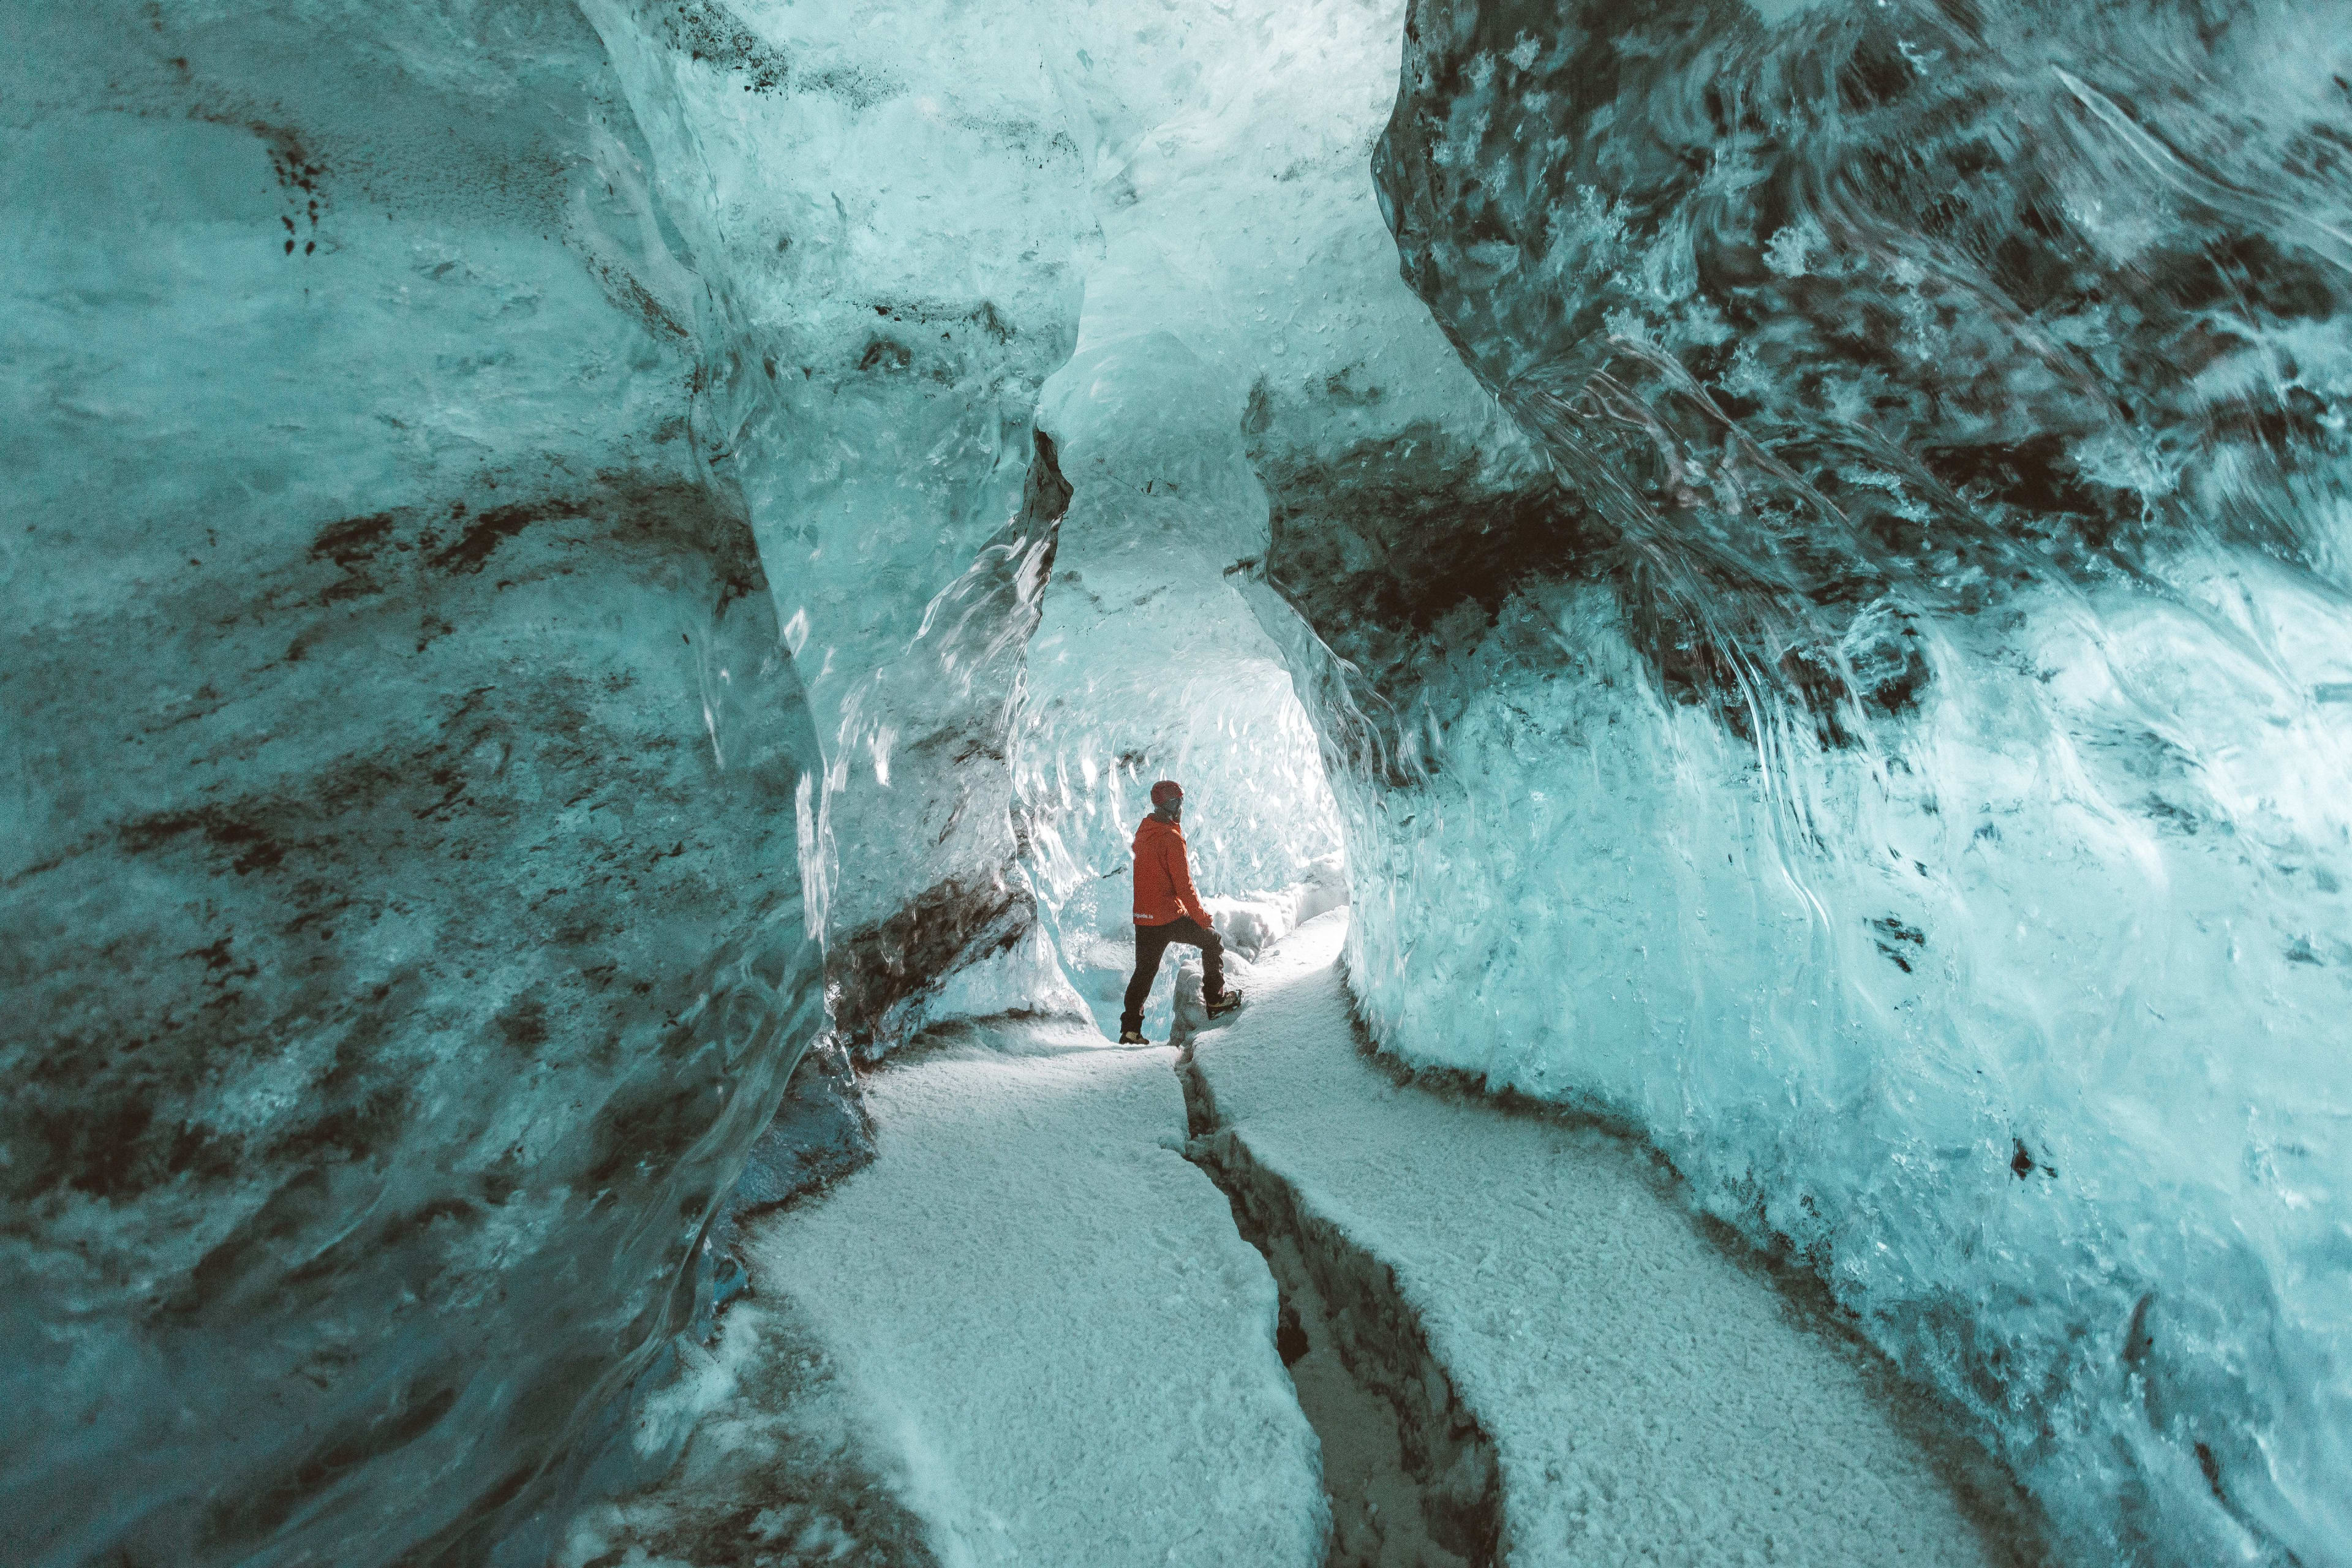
[1330,3,2352,1562]
[0,7,828,1565]
[6,0,2349,1564]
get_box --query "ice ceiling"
[4,0,2348,1565]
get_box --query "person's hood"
[1134,814,1184,847]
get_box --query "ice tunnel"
[5,0,2348,1565]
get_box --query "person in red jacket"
[1119,780,1242,1044]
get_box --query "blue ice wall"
[13,0,2348,1561]
[579,0,1097,1054]
[1,6,824,1564]
[1253,1,2352,1562]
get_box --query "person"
[1118,780,1242,1044]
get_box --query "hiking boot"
[1203,989,1243,1019]
[1118,1029,1149,1045]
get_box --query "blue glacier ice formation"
[1331,2,2352,1562]
[0,7,835,1564]
[4,0,2347,1564]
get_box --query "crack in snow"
[1178,1031,1498,1568]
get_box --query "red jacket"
[1132,815,1210,927]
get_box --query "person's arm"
[1168,837,1212,929]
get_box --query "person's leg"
[1164,917,1227,1003]
[1121,922,1176,1035]
[1197,921,1226,1002]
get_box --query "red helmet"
[1150,780,1183,807]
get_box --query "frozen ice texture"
[10,0,2351,1564]
[1283,1,2352,1563]
[1,6,824,1565]
[582,0,1098,1052]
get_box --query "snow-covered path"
[741,1020,1327,1568]
[635,910,2043,1567]
[1186,911,2034,1567]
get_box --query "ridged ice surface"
[13,0,2351,1564]
[1,7,825,1565]
[1294,2,2352,1563]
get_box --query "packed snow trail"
[739,1019,1326,1567]
[645,910,2046,1567]
[1184,911,2045,1568]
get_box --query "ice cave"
[6,0,2350,1564]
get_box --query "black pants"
[1121,917,1224,1033]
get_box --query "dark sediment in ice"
[1372,0,2351,737]
[817,435,1072,1055]
[2,7,824,1564]
[595,7,1092,1035]
[725,1041,883,1219]
[1,466,826,1567]
[700,1040,881,1321]
[1248,416,1604,782]
[1316,6,2352,1564]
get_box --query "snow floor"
[571,910,2045,1567]
[1186,910,2043,1567]
[734,1017,1327,1568]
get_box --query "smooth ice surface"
[1192,913,2030,1567]
[739,1022,1327,1567]
[3,7,823,1566]
[582,0,1095,1051]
